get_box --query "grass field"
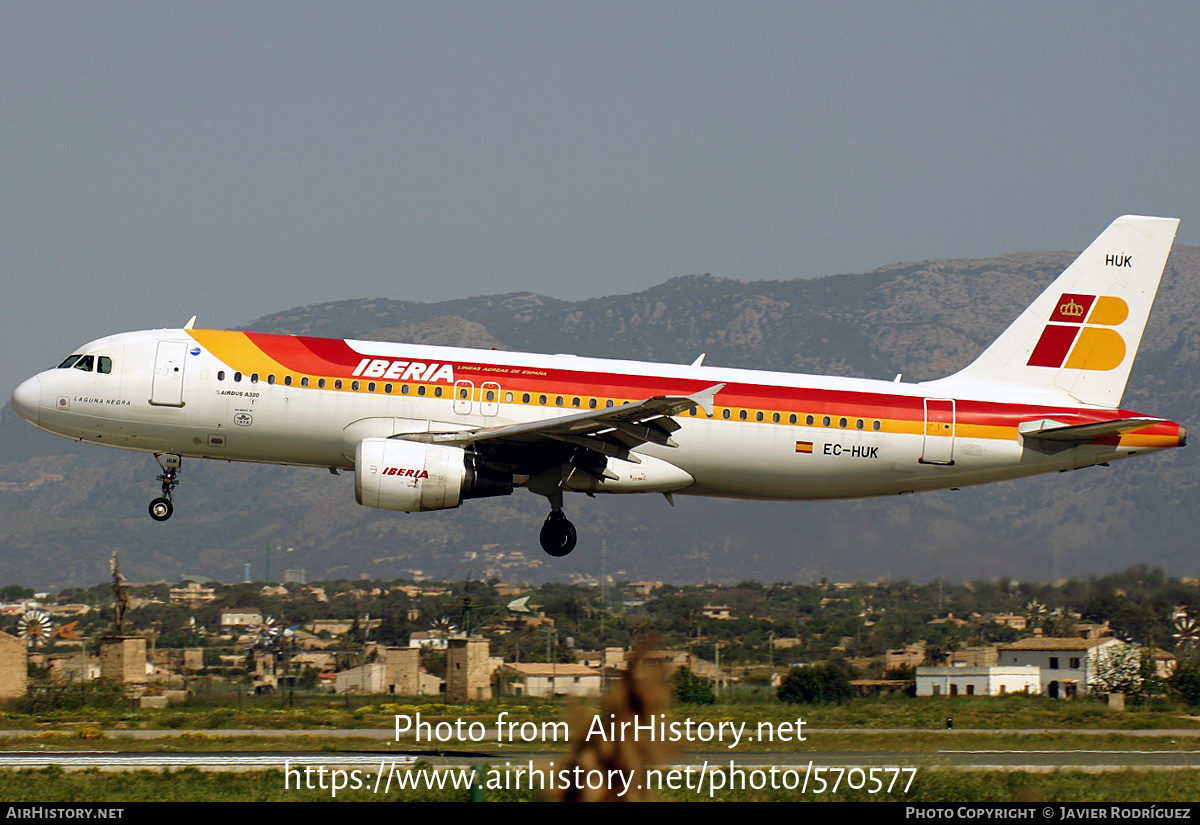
[1,765,1199,802]
[6,692,1200,732]
[2,694,1198,802]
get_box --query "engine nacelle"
[355,438,512,512]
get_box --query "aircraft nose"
[11,376,40,426]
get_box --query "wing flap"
[405,383,724,452]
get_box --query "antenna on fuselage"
[184,316,197,330]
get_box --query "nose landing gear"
[149,454,181,522]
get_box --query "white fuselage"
[10,328,1184,503]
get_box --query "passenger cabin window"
[218,371,226,381]
[301,377,309,387]
[434,386,443,397]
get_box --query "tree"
[0,585,33,602]
[1089,644,1164,700]
[777,663,852,704]
[1170,660,1200,706]
[672,666,715,704]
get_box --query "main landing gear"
[149,454,181,522]
[539,509,577,557]
[529,469,577,557]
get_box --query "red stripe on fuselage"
[229,332,1178,438]
[247,333,363,374]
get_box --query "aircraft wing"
[401,383,723,465]
[1018,417,1167,443]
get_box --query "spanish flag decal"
[795,441,813,454]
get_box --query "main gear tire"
[539,512,577,557]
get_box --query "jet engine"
[354,437,512,512]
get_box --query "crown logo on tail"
[1058,298,1085,318]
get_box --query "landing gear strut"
[539,509,577,557]
[528,470,578,557]
[149,454,181,522]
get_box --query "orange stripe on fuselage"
[185,330,1184,448]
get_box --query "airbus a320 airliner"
[11,216,1186,557]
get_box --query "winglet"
[184,315,197,330]
[688,383,724,416]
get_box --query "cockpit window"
[97,356,112,374]
[57,355,82,369]
[73,355,95,372]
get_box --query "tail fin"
[923,215,1178,408]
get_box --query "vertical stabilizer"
[923,215,1178,408]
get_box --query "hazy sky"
[4,2,1199,395]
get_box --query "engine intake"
[355,438,512,512]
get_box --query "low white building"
[334,662,442,695]
[997,637,1124,698]
[503,663,601,698]
[916,665,1041,697]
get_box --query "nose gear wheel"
[149,454,182,522]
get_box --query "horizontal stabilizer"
[1018,417,1166,442]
